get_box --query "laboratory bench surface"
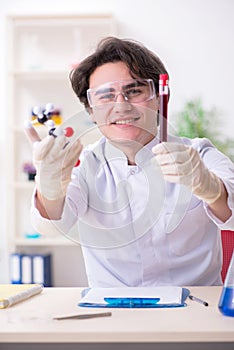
[0,286,233,350]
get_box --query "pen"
[53,311,112,320]
[189,295,209,307]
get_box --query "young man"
[25,37,234,287]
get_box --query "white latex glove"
[152,142,222,204]
[25,123,83,200]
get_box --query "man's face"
[88,62,159,147]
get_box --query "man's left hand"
[152,142,222,204]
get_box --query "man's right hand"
[24,122,83,201]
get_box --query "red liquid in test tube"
[159,74,169,142]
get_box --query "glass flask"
[218,250,234,317]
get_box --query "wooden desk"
[0,286,233,350]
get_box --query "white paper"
[80,287,183,306]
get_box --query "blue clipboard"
[79,287,190,308]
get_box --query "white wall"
[115,0,234,135]
[0,0,233,282]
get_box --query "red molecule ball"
[64,127,74,137]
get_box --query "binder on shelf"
[10,253,22,284]
[21,254,33,284]
[9,253,52,287]
[32,254,52,287]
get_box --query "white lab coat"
[31,135,234,287]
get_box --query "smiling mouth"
[111,117,140,125]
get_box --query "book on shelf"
[10,253,52,287]
[0,284,43,309]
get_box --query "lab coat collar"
[102,136,160,167]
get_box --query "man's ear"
[89,111,97,124]
[86,107,97,123]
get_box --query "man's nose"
[113,93,132,112]
[115,92,128,102]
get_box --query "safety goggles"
[87,79,155,108]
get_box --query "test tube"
[159,74,169,142]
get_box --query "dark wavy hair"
[70,36,169,112]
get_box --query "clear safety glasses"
[87,79,156,108]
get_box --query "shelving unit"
[6,14,116,286]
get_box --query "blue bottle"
[218,250,234,317]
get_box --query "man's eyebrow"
[94,87,115,96]
[122,81,146,89]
